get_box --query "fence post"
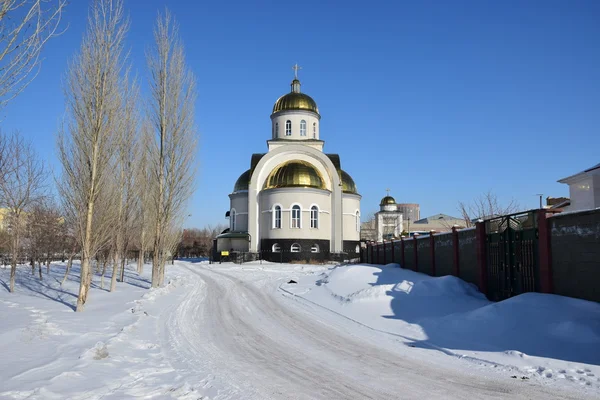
[452,226,460,277]
[383,240,387,265]
[391,240,395,264]
[430,231,436,276]
[370,243,374,264]
[475,221,487,295]
[414,235,419,272]
[377,243,380,264]
[401,237,405,268]
[537,211,553,293]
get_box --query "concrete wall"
[549,209,600,302]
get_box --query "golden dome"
[340,170,358,194]
[264,160,326,190]
[380,195,396,206]
[233,169,251,192]
[272,79,319,115]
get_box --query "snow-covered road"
[164,263,587,400]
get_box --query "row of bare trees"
[178,225,227,258]
[57,0,197,311]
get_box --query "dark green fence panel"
[434,232,454,277]
[458,229,478,287]
[417,236,433,275]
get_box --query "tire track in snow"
[162,264,589,400]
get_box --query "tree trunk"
[137,234,145,274]
[120,256,126,282]
[38,261,43,280]
[61,255,73,286]
[76,256,90,312]
[100,256,107,289]
[9,262,16,292]
[9,228,20,293]
[46,258,50,274]
[31,258,35,275]
[110,253,118,292]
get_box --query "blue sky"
[2,0,599,227]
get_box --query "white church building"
[216,67,361,261]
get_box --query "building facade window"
[311,244,320,253]
[291,243,301,253]
[285,120,292,136]
[310,205,318,228]
[356,211,360,232]
[274,122,278,138]
[355,244,360,253]
[231,209,236,231]
[300,120,306,136]
[313,122,317,138]
[272,243,281,253]
[291,205,301,228]
[273,205,281,229]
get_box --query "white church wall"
[271,111,320,140]
[259,188,331,241]
[230,193,249,232]
[342,194,361,241]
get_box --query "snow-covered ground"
[0,260,598,399]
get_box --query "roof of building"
[558,162,600,183]
[413,213,463,224]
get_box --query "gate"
[485,210,539,301]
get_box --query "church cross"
[292,63,302,79]
[386,188,390,196]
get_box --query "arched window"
[272,243,281,253]
[355,211,360,232]
[355,245,360,253]
[231,209,236,231]
[285,120,292,136]
[291,205,301,228]
[274,122,279,138]
[310,205,318,228]
[291,243,301,253]
[311,244,320,253]
[273,205,281,229]
[313,122,317,138]
[300,120,306,136]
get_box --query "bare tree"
[110,77,139,292]
[458,191,520,228]
[134,123,154,275]
[57,0,128,311]
[0,132,45,292]
[147,10,197,287]
[0,0,67,108]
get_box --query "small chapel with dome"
[216,66,361,261]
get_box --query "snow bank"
[282,263,600,392]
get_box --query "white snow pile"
[282,263,600,392]
[0,260,211,399]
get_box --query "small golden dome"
[264,160,326,190]
[380,195,396,206]
[340,170,358,194]
[272,78,319,115]
[272,92,319,114]
[233,169,251,192]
